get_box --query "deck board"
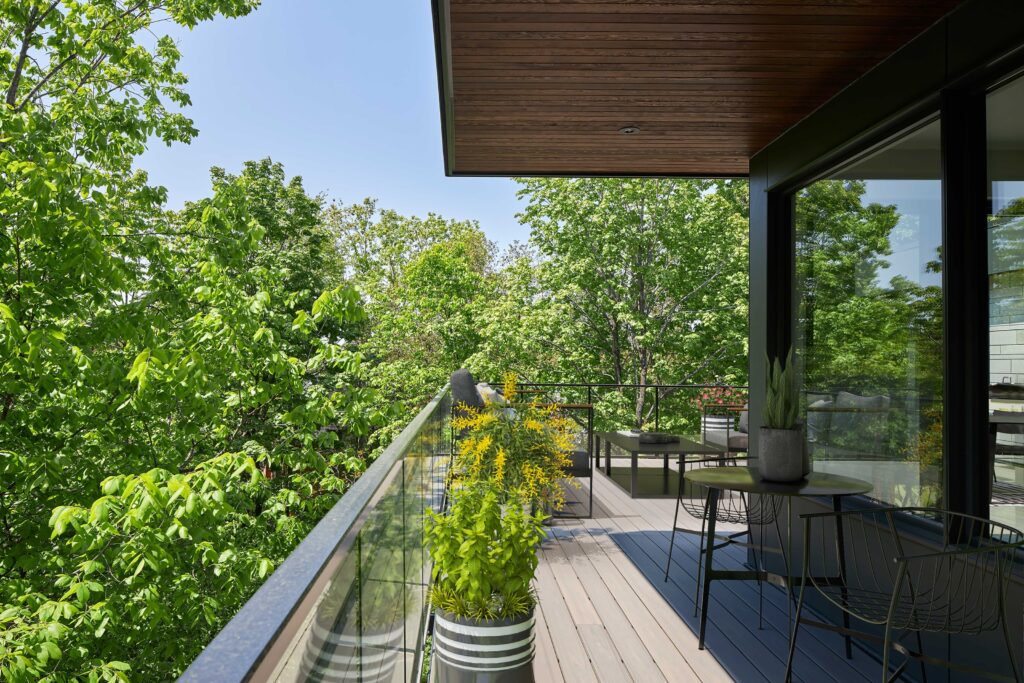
[532,462,884,682]
[534,553,601,683]
[533,602,566,683]
[544,532,667,682]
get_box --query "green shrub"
[425,482,544,620]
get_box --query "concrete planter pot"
[758,426,806,482]
[434,608,535,683]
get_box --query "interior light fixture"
[619,125,640,135]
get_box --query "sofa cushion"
[451,368,484,411]
[831,389,888,432]
[830,391,890,445]
[565,449,592,476]
[806,398,833,443]
[737,404,749,434]
[835,391,889,411]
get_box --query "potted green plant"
[760,348,806,482]
[426,374,572,682]
[426,482,544,682]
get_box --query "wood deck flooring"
[533,463,884,682]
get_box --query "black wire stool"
[664,455,785,627]
[785,507,1024,683]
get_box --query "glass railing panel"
[297,546,362,683]
[286,392,448,683]
[180,387,450,683]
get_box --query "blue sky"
[138,0,530,246]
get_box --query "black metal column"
[940,88,990,518]
[766,189,795,362]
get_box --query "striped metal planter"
[433,608,535,683]
[701,414,734,435]
[301,615,402,683]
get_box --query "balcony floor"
[534,464,883,683]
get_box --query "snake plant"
[764,348,799,430]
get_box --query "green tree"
[508,178,749,428]
[1,158,381,681]
[466,243,569,383]
[329,201,495,421]
[795,180,943,397]
[0,3,396,678]
[795,179,944,504]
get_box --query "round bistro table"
[684,466,872,652]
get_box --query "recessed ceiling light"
[619,125,640,135]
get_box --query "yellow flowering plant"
[425,374,578,620]
[451,373,577,510]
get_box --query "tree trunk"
[634,350,650,428]
[5,9,37,107]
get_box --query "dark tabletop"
[596,431,724,455]
[685,466,872,497]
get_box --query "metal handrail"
[178,384,451,683]
[499,381,749,390]
[511,381,749,433]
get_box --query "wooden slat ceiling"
[435,0,963,176]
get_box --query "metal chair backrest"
[803,507,1024,634]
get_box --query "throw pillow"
[476,382,506,405]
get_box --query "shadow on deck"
[534,467,884,682]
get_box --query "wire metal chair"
[785,507,1024,683]
[665,453,785,627]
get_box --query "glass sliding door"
[987,73,1024,532]
[793,119,944,507]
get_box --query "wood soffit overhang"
[433,0,963,177]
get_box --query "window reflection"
[988,73,1024,533]
[794,119,944,507]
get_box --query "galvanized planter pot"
[758,426,807,482]
[302,617,403,683]
[433,608,535,683]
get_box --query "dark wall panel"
[747,2,1024,678]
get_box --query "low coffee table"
[594,431,726,498]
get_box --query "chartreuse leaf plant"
[426,373,576,620]
[425,483,545,620]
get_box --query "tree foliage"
[1,155,382,681]
[794,179,944,503]
[475,178,749,428]
[795,180,943,397]
[1,3,758,680]
[328,201,495,424]
[330,179,751,434]
[0,4,388,680]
